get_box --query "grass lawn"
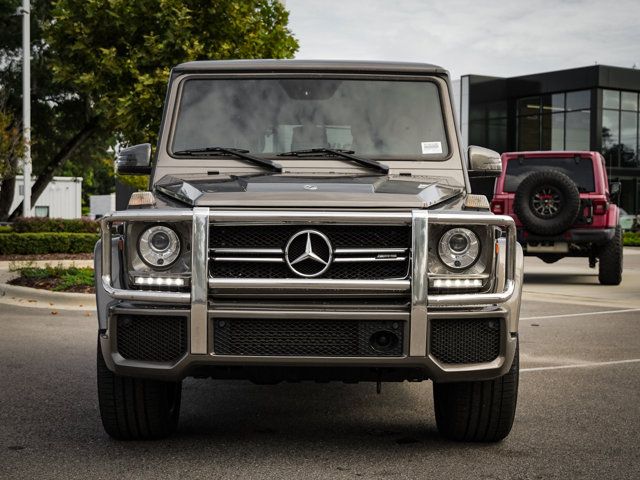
[9,264,94,293]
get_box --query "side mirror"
[609,181,621,204]
[115,143,152,175]
[467,146,502,178]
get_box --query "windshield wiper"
[173,147,282,173]
[278,148,389,174]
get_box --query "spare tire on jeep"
[513,170,581,236]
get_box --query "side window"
[34,206,50,218]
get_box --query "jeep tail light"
[593,200,608,215]
[491,200,503,214]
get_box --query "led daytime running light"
[134,276,186,287]
[431,278,484,289]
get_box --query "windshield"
[171,78,449,159]
[505,157,595,192]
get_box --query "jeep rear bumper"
[520,227,616,247]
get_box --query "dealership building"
[453,65,640,213]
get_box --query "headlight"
[138,225,181,268]
[438,227,480,270]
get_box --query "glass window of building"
[517,97,541,116]
[34,206,49,218]
[518,115,540,150]
[565,110,591,150]
[541,113,565,150]
[621,91,639,111]
[620,178,637,214]
[486,118,508,154]
[541,93,565,113]
[566,90,591,111]
[517,90,590,152]
[468,100,508,153]
[620,111,638,167]
[601,89,639,168]
[601,108,619,166]
[603,89,620,110]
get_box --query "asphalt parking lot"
[1,252,639,479]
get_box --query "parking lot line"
[522,358,640,372]
[521,307,640,321]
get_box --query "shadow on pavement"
[524,272,599,285]
[93,380,478,456]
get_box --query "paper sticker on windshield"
[421,141,443,155]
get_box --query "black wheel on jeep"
[598,225,623,285]
[97,338,182,440]
[433,340,519,442]
[514,170,580,236]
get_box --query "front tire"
[598,225,623,285]
[433,340,519,442]
[97,338,182,440]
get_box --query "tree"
[2,0,298,219]
[1,0,108,220]
[0,99,24,219]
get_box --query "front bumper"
[97,209,522,383]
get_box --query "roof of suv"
[173,59,448,75]
[502,151,598,158]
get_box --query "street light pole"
[22,0,31,217]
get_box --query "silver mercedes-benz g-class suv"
[95,60,523,442]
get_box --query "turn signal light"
[128,191,156,207]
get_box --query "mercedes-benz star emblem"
[285,230,333,277]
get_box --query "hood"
[154,173,464,209]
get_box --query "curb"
[0,283,95,311]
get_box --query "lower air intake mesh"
[430,318,502,364]
[214,319,403,357]
[117,314,188,362]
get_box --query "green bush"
[0,225,12,233]
[14,264,94,291]
[12,217,99,233]
[623,232,640,247]
[0,232,98,254]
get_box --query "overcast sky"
[286,0,640,80]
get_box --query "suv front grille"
[211,260,409,279]
[210,225,410,249]
[209,224,411,280]
[213,319,404,357]
[116,314,188,362]
[430,318,501,364]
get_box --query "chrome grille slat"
[333,257,407,263]
[210,248,283,254]
[213,257,285,263]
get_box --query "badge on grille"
[284,230,333,277]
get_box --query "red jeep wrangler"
[491,151,623,285]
